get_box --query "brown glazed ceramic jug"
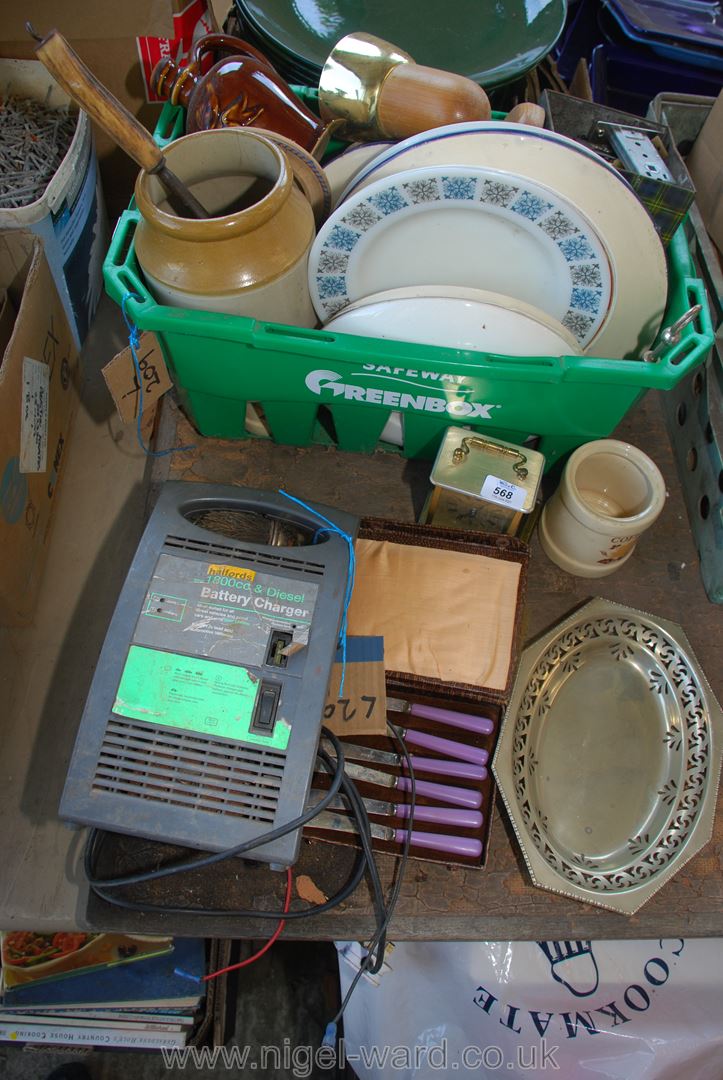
[151,33,327,154]
[134,127,316,326]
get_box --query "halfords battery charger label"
[132,554,318,667]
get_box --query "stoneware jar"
[134,127,316,326]
[151,34,327,153]
[539,439,666,577]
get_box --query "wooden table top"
[85,389,722,940]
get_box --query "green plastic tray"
[103,103,714,468]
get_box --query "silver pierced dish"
[493,597,723,914]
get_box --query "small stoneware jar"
[134,127,316,326]
[539,439,666,577]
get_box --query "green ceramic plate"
[237,0,567,87]
[237,9,322,82]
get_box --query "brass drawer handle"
[452,436,528,479]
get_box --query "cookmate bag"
[337,938,723,1078]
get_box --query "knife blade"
[310,811,482,858]
[323,759,482,810]
[338,741,488,782]
[310,791,483,829]
[387,696,495,736]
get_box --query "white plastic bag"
[337,938,723,1079]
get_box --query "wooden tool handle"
[35,29,163,172]
[377,64,491,140]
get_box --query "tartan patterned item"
[622,170,695,248]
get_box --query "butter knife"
[387,696,495,736]
[311,791,483,829]
[311,811,483,858]
[325,760,482,810]
[397,727,488,767]
[339,741,488,782]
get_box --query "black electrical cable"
[363,722,415,975]
[83,728,386,931]
[84,719,418,1031]
[85,834,369,919]
[84,726,348,891]
[317,744,388,963]
[328,722,416,1023]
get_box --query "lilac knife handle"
[408,755,488,782]
[403,729,489,766]
[396,775,482,809]
[394,804,483,829]
[393,829,483,858]
[409,704,494,736]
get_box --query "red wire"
[201,867,293,981]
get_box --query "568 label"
[481,474,526,511]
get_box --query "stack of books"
[0,933,206,1049]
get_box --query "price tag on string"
[480,474,527,511]
[101,331,172,424]
[323,636,387,736]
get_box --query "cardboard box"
[687,90,723,255]
[0,231,78,625]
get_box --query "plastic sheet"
[337,938,723,1078]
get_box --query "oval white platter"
[493,597,723,915]
[338,122,667,360]
[310,164,613,350]
[325,285,581,356]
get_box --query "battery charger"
[60,482,358,867]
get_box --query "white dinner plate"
[323,142,393,209]
[309,164,613,350]
[324,285,581,356]
[336,122,667,359]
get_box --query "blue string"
[278,490,356,696]
[121,292,195,458]
[174,967,202,984]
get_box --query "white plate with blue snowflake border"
[309,164,613,350]
[337,122,668,360]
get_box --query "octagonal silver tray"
[493,597,723,914]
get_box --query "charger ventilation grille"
[163,534,325,577]
[92,717,287,823]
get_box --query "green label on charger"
[113,645,289,750]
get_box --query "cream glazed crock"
[134,127,316,326]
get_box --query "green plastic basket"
[103,103,714,468]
